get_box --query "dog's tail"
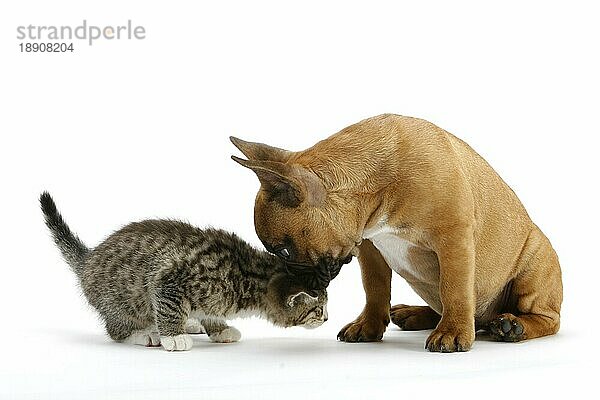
[40,191,90,277]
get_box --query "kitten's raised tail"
[40,192,89,276]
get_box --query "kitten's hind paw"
[209,327,241,343]
[145,332,161,347]
[160,334,193,351]
[185,318,206,334]
[124,330,161,347]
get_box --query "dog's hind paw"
[489,314,525,342]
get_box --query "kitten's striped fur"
[41,192,327,351]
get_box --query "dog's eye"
[278,248,291,259]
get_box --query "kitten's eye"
[278,248,291,259]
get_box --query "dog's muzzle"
[285,254,353,290]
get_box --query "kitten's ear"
[230,137,292,163]
[287,291,319,307]
[231,157,326,208]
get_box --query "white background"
[1,1,599,399]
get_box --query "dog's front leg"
[426,226,476,352]
[337,240,391,342]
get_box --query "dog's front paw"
[489,313,525,342]
[337,313,388,342]
[426,322,474,352]
[209,327,241,343]
[160,334,193,351]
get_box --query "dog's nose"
[328,262,342,280]
[294,270,330,290]
[341,254,353,265]
[315,272,331,289]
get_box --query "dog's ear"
[230,137,291,163]
[231,156,303,207]
[231,156,326,208]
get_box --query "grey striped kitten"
[40,192,327,351]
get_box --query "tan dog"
[231,114,562,352]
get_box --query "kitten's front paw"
[160,334,193,351]
[209,327,241,343]
[185,318,206,334]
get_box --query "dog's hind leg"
[488,229,562,342]
[391,305,441,330]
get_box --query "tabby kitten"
[40,192,327,351]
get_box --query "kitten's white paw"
[185,318,206,334]
[160,334,193,351]
[125,329,161,347]
[209,327,241,343]
[146,332,161,347]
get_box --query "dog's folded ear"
[230,136,292,163]
[231,156,326,208]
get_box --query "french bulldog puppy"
[231,114,562,352]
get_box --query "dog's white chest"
[362,224,421,279]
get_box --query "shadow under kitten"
[40,192,328,351]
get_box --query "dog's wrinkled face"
[231,137,360,289]
[254,190,357,289]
